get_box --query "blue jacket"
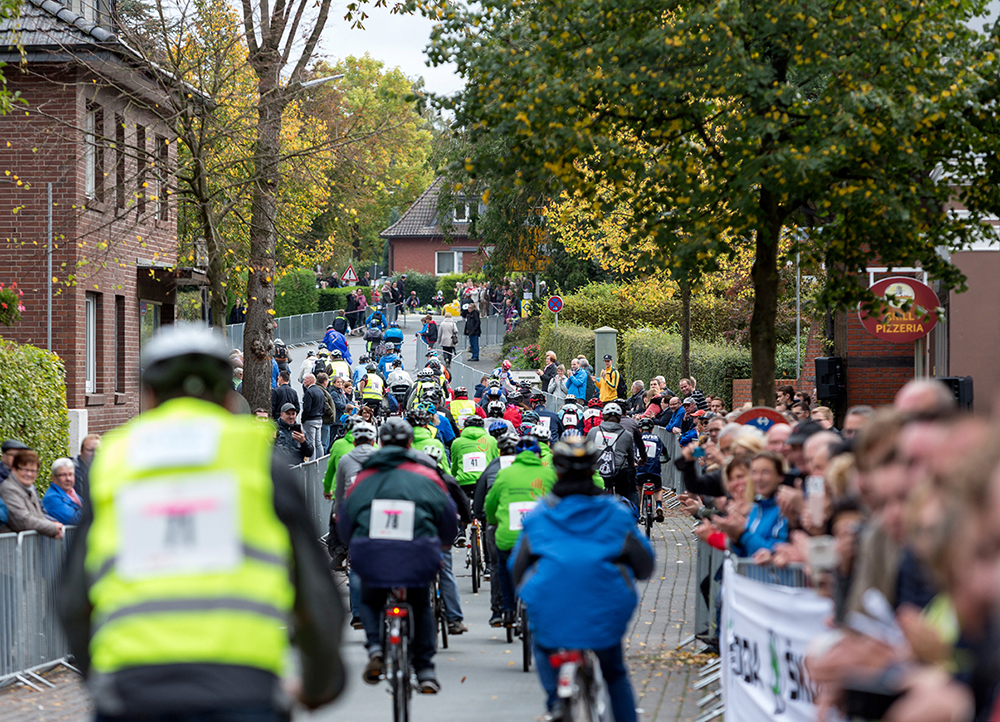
[511,493,654,650]
[41,484,81,524]
[384,327,404,345]
[565,368,588,399]
[366,310,387,329]
[733,495,789,557]
[662,407,685,432]
[0,496,8,525]
[322,328,352,364]
[533,406,564,444]
[271,358,279,388]
[637,432,663,477]
[378,353,401,377]
[431,411,456,445]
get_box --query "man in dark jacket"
[463,303,482,361]
[529,393,564,445]
[275,404,314,464]
[271,370,299,420]
[301,375,326,461]
[338,418,458,694]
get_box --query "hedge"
[537,321,596,370]
[390,271,437,308]
[317,286,375,312]
[436,272,485,302]
[619,328,803,410]
[0,338,70,493]
[274,269,318,317]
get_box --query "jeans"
[321,423,332,454]
[533,641,637,722]
[441,346,455,366]
[496,548,515,613]
[348,567,362,619]
[97,710,288,722]
[607,471,638,510]
[303,419,323,461]
[485,525,501,613]
[359,583,436,674]
[468,334,480,360]
[439,551,464,622]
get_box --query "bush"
[435,272,485,302]
[0,338,70,493]
[317,286,375,312]
[509,344,542,370]
[501,315,541,357]
[274,269,318,317]
[537,321,596,370]
[392,271,437,307]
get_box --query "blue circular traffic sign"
[547,295,563,314]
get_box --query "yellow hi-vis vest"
[362,374,384,400]
[449,398,478,428]
[85,397,294,676]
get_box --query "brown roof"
[381,177,471,239]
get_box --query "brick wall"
[0,68,178,439]
[838,310,915,409]
[731,379,800,409]
[389,237,484,276]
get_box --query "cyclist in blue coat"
[378,345,403,377]
[384,323,404,346]
[511,436,654,722]
[322,325,353,364]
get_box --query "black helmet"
[464,415,485,428]
[454,386,468,398]
[406,406,429,427]
[366,363,377,373]
[352,421,377,443]
[551,436,600,476]
[521,409,540,425]
[638,417,654,432]
[497,431,519,455]
[141,323,233,404]
[379,417,414,447]
[530,392,547,406]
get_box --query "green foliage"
[537,321,595,371]
[435,272,484,301]
[0,338,70,493]
[508,343,541,370]
[0,281,25,326]
[317,286,375,312]
[393,271,437,307]
[176,289,203,322]
[274,269,319,317]
[501,314,541,356]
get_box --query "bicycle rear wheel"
[437,588,449,650]
[471,525,481,593]
[644,498,653,539]
[521,607,531,672]
[390,631,410,722]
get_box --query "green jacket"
[323,432,354,494]
[485,451,556,550]
[450,426,499,486]
[412,426,448,472]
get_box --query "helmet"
[487,378,502,389]
[392,359,403,368]
[561,428,582,439]
[422,444,445,466]
[274,338,284,346]
[366,363,377,373]
[497,432,519,455]
[602,403,623,419]
[417,368,435,380]
[422,386,443,407]
[531,424,549,442]
[379,417,414,447]
[521,409,540,425]
[419,401,438,417]
[140,323,232,403]
[318,348,329,357]
[306,350,316,357]
[331,349,343,359]
[502,360,512,371]
[406,406,429,426]
[486,400,506,418]
[359,354,371,365]
[389,322,399,328]
[638,417,654,432]
[454,386,468,398]
[326,325,334,331]
[515,436,541,456]
[588,398,603,409]
[427,361,442,374]
[488,420,508,438]
[352,421,377,443]
[530,393,546,405]
[464,415,485,428]
[426,350,440,358]
[552,436,600,476]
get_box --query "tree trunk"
[192,157,228,332]
[750,199,782,407]
[680,282,691,379]
[243,62,284,413]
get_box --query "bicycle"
[640,481,656,539]
[514,597,531,672]
[547,648,613,722]
[466,517,486,593]
[382,588,414,722]
[430,574,448,650]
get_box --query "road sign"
[858,276,939,344]
[734,407,790,433]
[341,264,358,284]
[547,295,563,314]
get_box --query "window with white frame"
[436,251,463,276]
[84,105,96,199]
[85,293,97,393]
[453,200,471,223]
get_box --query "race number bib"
[128,421,221,470]
[508,500,538,532]
[369,499,416,541]
[117,475,241,579]
[644,441,658,459]
[536,416,552,436]
[456,412,474,429]
[463,451,488,473]
[499,455,515,470]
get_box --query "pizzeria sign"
[858,276,940,344]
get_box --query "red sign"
[341,264,359,283]
[734,407,790,433]
[858,276,939,344]
[547,295,563,314]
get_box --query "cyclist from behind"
[637,417,665,522]
[511,437,654,722]
[328,349,351,381]
[449,386,483,430]
[358,363,385,416]
[384,321,405,347]
[338,418,458,694]
[378,344,403,377]
[485,435,556,626]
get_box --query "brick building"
[0,0,186,439]
[380,177,486,276]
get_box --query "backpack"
[616,372,627,399]
[596,430,625,479]
[314,359,328,376]
[585,375,598,401]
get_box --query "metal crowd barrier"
[0,528,77,690]
[731,559,809,588]
[292,454,333,535]
[694,541,727,641]
[227,303,405,349]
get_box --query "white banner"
[722,559,833,722]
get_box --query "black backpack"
[596,430,625,479]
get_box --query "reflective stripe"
[96,597,287,631]
[89,544,286,586]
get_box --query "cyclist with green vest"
[58,324,345,719]
[409,403,448,471]
[450,415,499,547]
[485,435,556,626]
[323,414,357,500]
